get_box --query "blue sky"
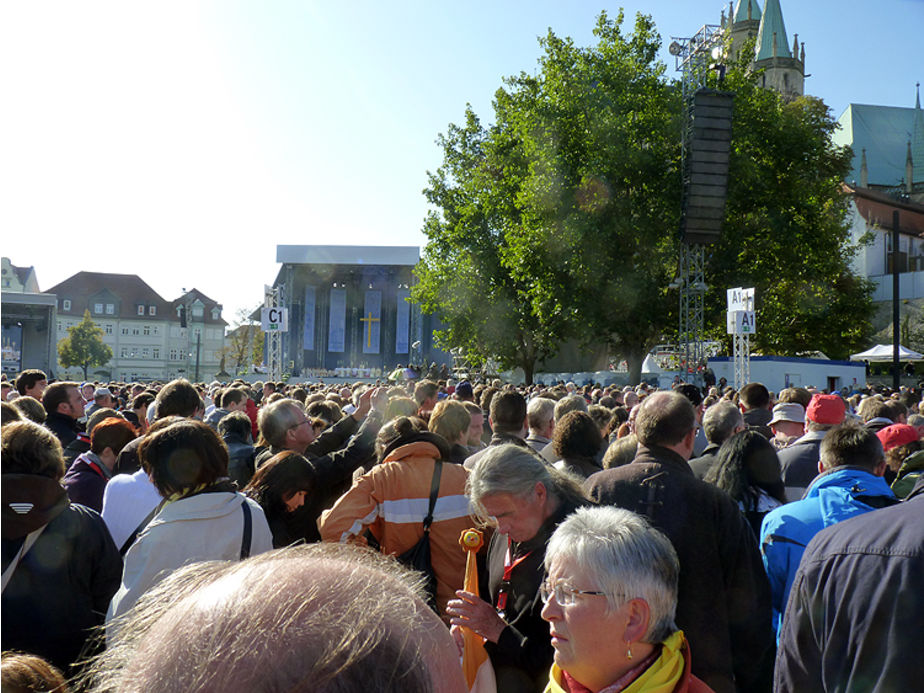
[1,0,921,323]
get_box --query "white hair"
[545,506,678,643]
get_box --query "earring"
[626,641,633,660]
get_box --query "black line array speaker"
[682,89,734,244]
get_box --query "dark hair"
[375,416,432,461]
[91,417,137,456]
[140,419,229,497]
[819,423,885,472]
[41,381,79,415]
[15,369,47,396]
[553,411,602,460]
[306,400,342,424]
[706,430,785,507]
[675,383,703,407]
[739,382,771,410]
[243,451,314,522]
[132,392,156,410]
[219,387,247,409]
[218,410,252,441]
[489,391,527,434]
[155,379,203,419]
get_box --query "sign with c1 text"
[261,307,289,332]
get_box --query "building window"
[153,326,160,336]
[57,320,63,332]
[105,324,113,335]
[62,299,71,311]
[137,305,145,316]
[132,327,139,336]
[121,347,128,358]
[192,304,203,319]
[152,348,160,359]
[149,305,157,316]
[169,349,178,361]
[211,308,220,320]
[122,327,129,335]
[94,303,103,314]
[143,325,150,336]
[106,304,115,315]
[142,348,150,358]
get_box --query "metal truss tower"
[264,284,284,382]
[669,24,727,385]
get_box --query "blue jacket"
[759,466,897,637]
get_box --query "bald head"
[95,545,466,693]
[634,392,696,451]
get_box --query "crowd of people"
[1,367,922,692]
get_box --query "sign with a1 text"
[261,307,289,332]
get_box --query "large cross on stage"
[360,312,380,348]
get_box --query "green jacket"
[892,449,924,499]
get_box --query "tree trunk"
[522,358,535,386]
[82,363,89,380]
[626,352,644,386]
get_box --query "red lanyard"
[496,539,532,615]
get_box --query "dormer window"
[106,304,114,315]
[62,299,71,311]
[137,305,145,316]
[149,306,156,316]
[211,308,220,320]
[94,303,103,314]
[192,304,203,319]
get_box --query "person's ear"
[622,598,651,644]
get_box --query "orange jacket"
[319,438,475,616]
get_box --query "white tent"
[849,344,924,362]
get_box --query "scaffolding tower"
[264,284,284,382]
[669,24,727,385]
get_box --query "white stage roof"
[276,245,420,266]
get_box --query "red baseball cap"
[805,394,846,425]
[876,424,919,452]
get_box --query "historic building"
[46,272,227,382]
[727,0,805,100]
[270,245,451,375]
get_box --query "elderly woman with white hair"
[540,506,712,693]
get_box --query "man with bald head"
[93,544,466,692]
[584,391,773,693]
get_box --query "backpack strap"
[422,459,443,534]
[240,499,253,559]
[119,501,164,557]
[2,525,46,593]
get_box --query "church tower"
[728,0,805,99]
[728,0,762,64]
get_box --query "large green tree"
[416,12,872,382]
[706,57,874,357]
[58,310,113,380]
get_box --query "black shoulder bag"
[396,459,443,611]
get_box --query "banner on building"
[395,289,410,354]
[1,325,23,374]
[362,290,382,354]
[303,287,316,350]
[328,288,346,353]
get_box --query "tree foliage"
[415,12,873,382]
[222,307,265,375]
[58,310,113,380]
[708,56,874,358]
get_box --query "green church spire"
[755,0,792,60]
[733,0,762,23]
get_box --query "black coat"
[688,442,721,480]
[482,496,588,693]
[775,478,924,692]
[1,474,122,674]
[584,446,774,693]
[44,411,80,448]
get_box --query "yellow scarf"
[545,630,688,693]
